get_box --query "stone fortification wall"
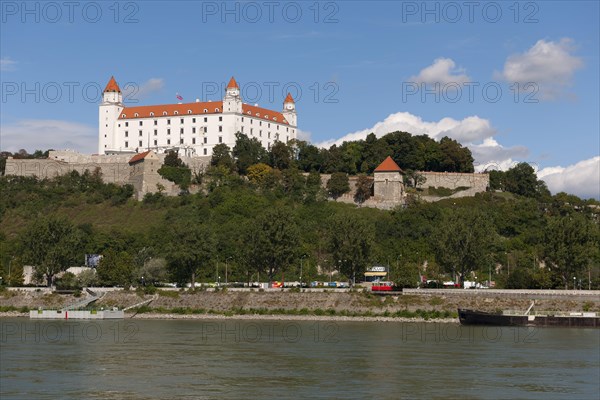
[4,158,131,184]
[417,171,489,191]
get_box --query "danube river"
[1,318,598,399]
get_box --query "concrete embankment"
[1,288,599,320]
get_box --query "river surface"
[1,318,598,399]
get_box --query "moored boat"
[458,302,599,328]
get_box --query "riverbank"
[2,288,599,321]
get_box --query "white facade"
[98,76,297,156]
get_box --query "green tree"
[326,172,350,199]
[164,150,185,168]
[20,216,82,286]
[165,223,216,288]
[354,174,373,204]
[247,207,299,281]
[269,141,294,170]
[434,208,495,285]
[328,213,375,285]
[247,163,273,186]
[233,132,268,174]
[504,163,539,198]
[544,214,599,289]
[96,250,135,287]
[211,143,235,172]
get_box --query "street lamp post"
[225,257,232,285]
[573,276,577,290]
[300,255,307,288]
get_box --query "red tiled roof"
[241,104,289,125]
[119,101,224,119]
[104,76,121,93]
[284,92,295,104]
[128,151,151,164]
[374,156,403,172]
[227,76,239,89]
[119,100,291,125]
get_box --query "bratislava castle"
[99,76,297,156]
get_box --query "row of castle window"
[120,117,289,132]
[124,140,211,155]
[125,136,220,147]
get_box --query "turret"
[223,76,242,113]
[99,76,124,154]
[282,92,296,127]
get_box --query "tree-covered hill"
[1,164,598,290]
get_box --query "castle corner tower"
[99,76,124,154]
[282,93,297,127]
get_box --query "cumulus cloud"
[296,129,312,142]
[123,78,165,102]
[0,119,96,154]
[0,57,17,71]
[470,138,530,172]
[538,156,600,199]
[315,111,496,148]
[496,38,583,100]
[409,58,470,86]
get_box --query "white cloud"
[0,119,96,154]
[538,156,600,199]
[496,38,583,100]
[315,111,496,148]
[296,129,312,142]
[0,57,17,71]
[409,58,470,85]
[123,78,165,102]
[471,138,530,172]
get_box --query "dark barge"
[458,304,600,328]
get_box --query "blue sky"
[1,1,599,198]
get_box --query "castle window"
[174,111,179,115]
[204,109,208,113]
[277,125,279,130]
[139,130,142,137]
[134,113,139,117]
[292,129,295,134]
[154,130,157,136]
[118,124,121,127]
[163,111,167,116]
[259,131,262,137]
[219,116,222,122]
[204,117,207,123]
[204,137,207,144]
[286,127,289,132]
[125,122,129,127]
[125,141,128,147]
[219,136,222,143]
[167,129,171,135]
[267,142,271,150]
[187,110,192,114]
[139,121,143,126]
[104,134,106,138]
[167,139,171,145]
[192,138,196,144]
[192,118,196,123]
[154,120,157,126]
[268,132,270,139]
[139,141,142,147]
[218,126,222,132]
[125,131,129,137]
[204,148,207,155]
[180,138,184,144]
[250,128,253,135]
[167,119,171,125]
[154,140,157,146]
[180,119,184,124]
[241,127,244,133]
[260,121,262,126]
[192,127,196,134]
[268,123,271,128]
[180,128,184,134]
[242,117,244,122]
[215,108,220,112]
[150,112,155,117]
[203,127,207,133]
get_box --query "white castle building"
[99,76,297,156]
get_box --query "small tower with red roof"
[223,76,242,114]
[99,76,125,154]
[282,92,296,127]
[373,156,405,205]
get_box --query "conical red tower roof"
[227,76,239,89]
[103,76,121,93]
[284,92,295,103]
[374,156,402,172]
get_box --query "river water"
[1,318,598,399]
